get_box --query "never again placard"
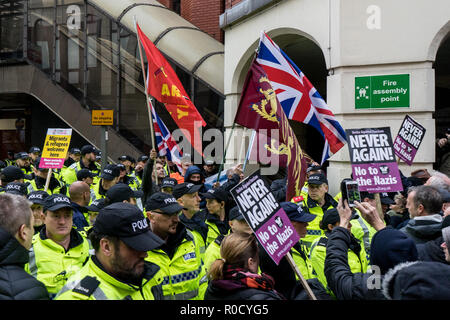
[393,115,426,165]
[230,170,300,265]
[346,127,403,193]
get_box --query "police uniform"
[308,208,368,294]
[300,174,338,249]
[145,192,208,300]
[27,228,90,298]
[64,146,101,186]
[56,202,165,300]
[200,188,230,248]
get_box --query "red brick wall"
[225,0,244,9]
[157,0,224,43]
[158,0,171,8]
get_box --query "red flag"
[136,23,205,155]
[235,59,307,201]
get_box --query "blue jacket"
[70,202,90,230]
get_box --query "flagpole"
[243,129,256,172]
[134,16,158,186]
[216,121,236,183]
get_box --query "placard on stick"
[40,128,72,169]
[230,170,299,265]
[393,115,426,165]
[345,127,403,193]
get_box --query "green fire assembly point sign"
[355,74,410,109]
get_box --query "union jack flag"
[256,32,347,164]
[150,101,183,171]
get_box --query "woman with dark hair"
[204,232,284,300]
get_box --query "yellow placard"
[92,110,114,126]
[40,128,72,168]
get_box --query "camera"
[340,179,361,208]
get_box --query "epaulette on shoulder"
[72,276,100,297]
[214,234,225,246]
[317,237,328,247]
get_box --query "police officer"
[60,148,81,185]
[55,202,165,300]
[145,192,208,300]
[203,206,252,274]
[104,183,144,210]
[0,166,30,188]
[64,145,101,186]
[84,198,106,226]
[160,177,178,194]
[4,182,28,197]
[117,163,140,192]
[14,152,33,176]
[27,191,49,234]
[201,187,230,247]
[26,194,90,298]
[28,147,41,163]
[173,182,208,256]
[300,173,338,249]
[309,208,368,295]
[91,164,120,201]
[27,157,67,195]
[118,155,135,175]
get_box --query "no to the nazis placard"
[40,128,72,169]
[230,170,300,265]
[345,127,403,193]
[393,115,425,165]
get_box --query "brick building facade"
[157,0,225,43]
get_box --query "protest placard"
[40,128,72,169]
[345,127,403,193]
[393,115,426,165]
[230,170,299,265]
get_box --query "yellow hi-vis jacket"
[26,227,90,298]
[309,232,368,295]
[145,228,208,300]
[55,256,163,300]
[300,194,338,249]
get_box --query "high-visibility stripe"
[28,247,38,277]
[162,288,199,300]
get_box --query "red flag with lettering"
[136,23,205,155]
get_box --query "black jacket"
[324,227,385,300]
[400,215,443,244]
[417,236,449,264]
[0,227,49,300]
[382,261,450,299]
[204,281,284,300]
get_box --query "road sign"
[91,110,113,125]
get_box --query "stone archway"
[432,23,450,174]
[231,28,329,165]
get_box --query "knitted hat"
[370,228,418,275]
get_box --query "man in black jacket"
[0,193,49,300]
[324,199,418,300]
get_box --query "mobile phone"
[340,179,361,208]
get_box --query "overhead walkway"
[0,0,224,160]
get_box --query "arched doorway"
[234,30,329,167]
[433,33,450,174]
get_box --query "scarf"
[221,264,276,292]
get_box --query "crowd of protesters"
[0,144,449,300]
